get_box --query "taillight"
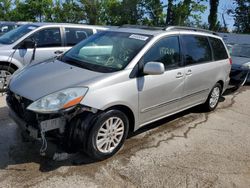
[229,58,232,65]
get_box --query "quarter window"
[209,37,228,60]
[30,28,62,48]
[182,35,212,65]
[143,36,181,70]
[65,28,93,46]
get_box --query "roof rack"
[164,26,218,35]
[119,24,164,30]
[119,24,218,35]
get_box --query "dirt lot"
[0,86,250,188]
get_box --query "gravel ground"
[0,86,250,188]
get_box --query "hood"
[9,60,107,101]
[231,56,250,66]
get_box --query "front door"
[14,27,64,65]
[138,36,185,126]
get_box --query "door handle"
[186,69,192,76]
[176,72,184,78]
[54,50,64,55]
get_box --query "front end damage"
[6,90,98,156]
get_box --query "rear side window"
[182,35,212,65]
[65,28,93,46]
[209,37,228,60]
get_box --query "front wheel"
[0,65,15,92]
[203,83,222,111]
[86,110,129,160]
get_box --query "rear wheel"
[203,83,222,111]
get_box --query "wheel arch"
[0,61,19,72]
[105,105,135,135]
[216,80,224,91]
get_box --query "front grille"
[6,90,38,126]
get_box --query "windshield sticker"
[129,34,149,41]
[28,26,36,30]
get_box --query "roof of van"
[29,22,109,29]
[109,25,221,38]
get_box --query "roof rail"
[165,26,218,35]
[119,24,164,30]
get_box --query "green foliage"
[234,0,250,33]
[166,0,207,26]
[0,0,12,20]
[3,0,248,34]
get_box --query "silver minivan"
[7,26,231,160]
[0,23,108,90]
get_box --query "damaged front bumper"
[9,107,66,140]
[6,90,97,155]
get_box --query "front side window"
[142,36,181,70]
[0,24,38,44]
[209,37,228,60]
[29,28,62,48]
[65,27,93,46]
[62,31,152,73]
[182,35,212,65]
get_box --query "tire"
[86,110,129,160]
[203,83,222,111]
[63,112,95,153]
[0,65,16,92]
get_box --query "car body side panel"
[80,70,139,131]
[182,60,229,107]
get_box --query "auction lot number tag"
[129,34,149,41]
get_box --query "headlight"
[241,62,250,69]
[27,87,88,113]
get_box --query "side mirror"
[19,38,36,49]
[143,62,165,75]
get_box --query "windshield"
[61,31,152,73]
[231,45,250,58]
[0,24,39,44]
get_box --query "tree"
[53,0,83,23]
[208,0,219,31]
[99,0,122,25]
[164,0,207,26]
[166,0,174,25]
[234,0,250,33]
[78,0,102,24]
[0,0,12,20]
[142,0,164,26]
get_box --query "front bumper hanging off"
[9,108,66,140]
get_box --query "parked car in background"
[7,26,231,160]
[0,23,108,90]
[0,21,31,36]
[229,44,250,86]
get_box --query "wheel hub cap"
[96,117,124,153]
[209,87,220,108]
